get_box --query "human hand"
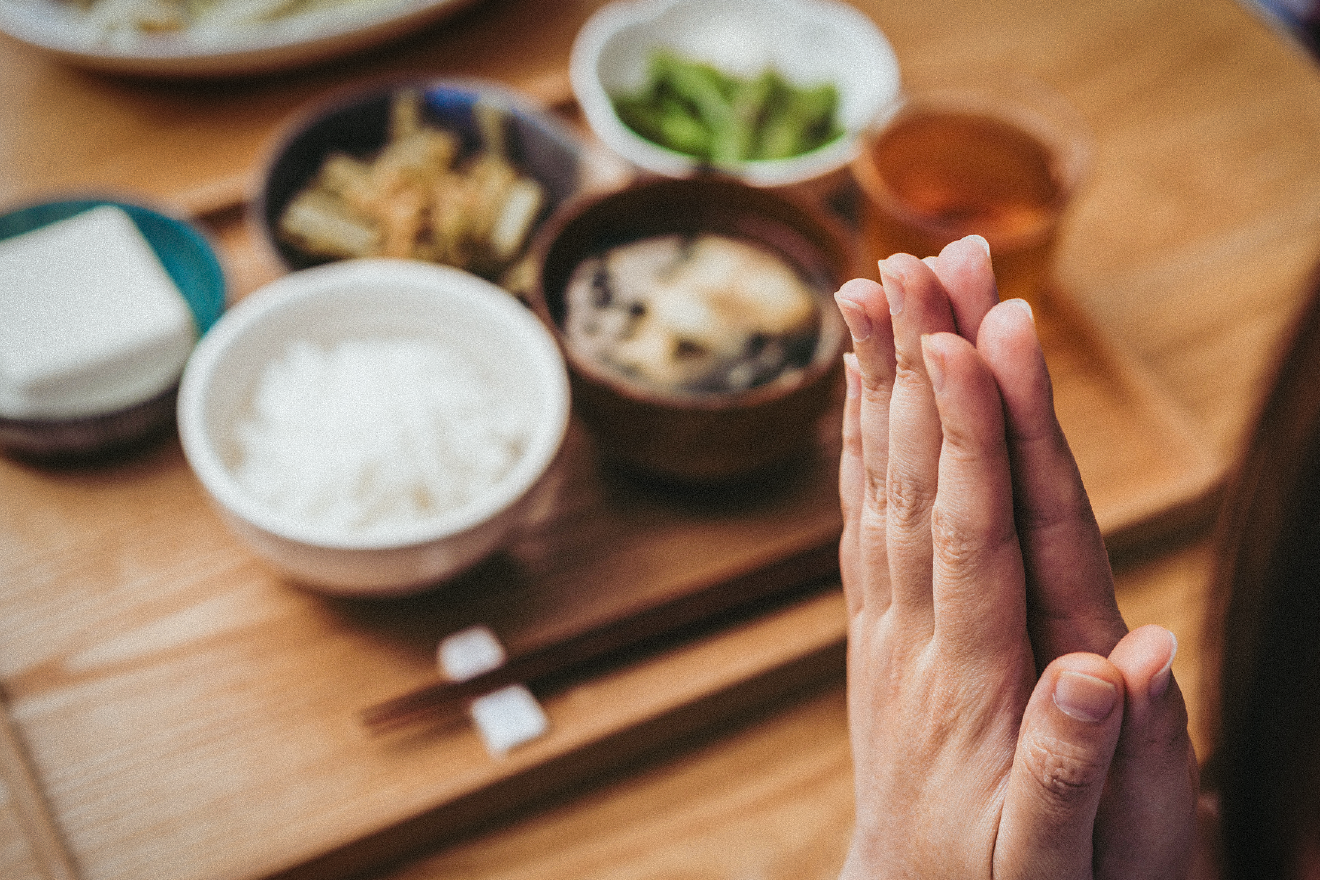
[834,237,1198,879]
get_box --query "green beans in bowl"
[570,0,901,188]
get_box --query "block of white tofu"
[0,205,197,419]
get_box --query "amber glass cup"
[851,72,1090,305]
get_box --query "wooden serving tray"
[0,123,1225,880]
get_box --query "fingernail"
[835,293,872,342]
[967,234,992,258]
[921,335,945,392]
[1054,671,1118,723]
[878,262,905,315]
[1149,628,1178,700]
[843,352,860,399]
[1006,297,1034,323]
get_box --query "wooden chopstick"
[0,691,81,880]
[361,537,840,730]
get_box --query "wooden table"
[4,1,1320,878]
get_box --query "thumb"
[995,653,1126,880]
[1094,625,1199,880]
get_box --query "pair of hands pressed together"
[833,236,1200,879]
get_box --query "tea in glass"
[852,77,1089,304]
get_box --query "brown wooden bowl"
[527,175,854,484]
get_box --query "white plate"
[0,0,481,78]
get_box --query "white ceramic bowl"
[177,259,571,596]
[570,0,901,188]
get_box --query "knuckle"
[865,467,887,511]
[886,469,935,530]
[893,356,924,387]
[929,505,1016,577]
[1021,497,1090,538]
[1022,733,1108,804]
[1015,471,1093,534]
[930,507,991,567]
[934,417,982,459]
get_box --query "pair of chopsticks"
[360,537,840,731]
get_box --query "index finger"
[922,331,1028,659]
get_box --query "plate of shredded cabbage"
[0,0,482,77]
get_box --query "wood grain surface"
[3,0,1320,878]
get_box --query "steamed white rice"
[232,337,528,535]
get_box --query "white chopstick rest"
[437,625,549,755]
[469,685,549,755]
[438,625,507,682]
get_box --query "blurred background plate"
[0,0,482,78]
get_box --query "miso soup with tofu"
[562,233,822,396]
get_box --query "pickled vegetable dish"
[276,90,545,288]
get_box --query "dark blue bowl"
[0,198,226,460]
[258,78,587,279]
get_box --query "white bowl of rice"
[177,258,571,596]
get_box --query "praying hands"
[834,236,1199,879]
